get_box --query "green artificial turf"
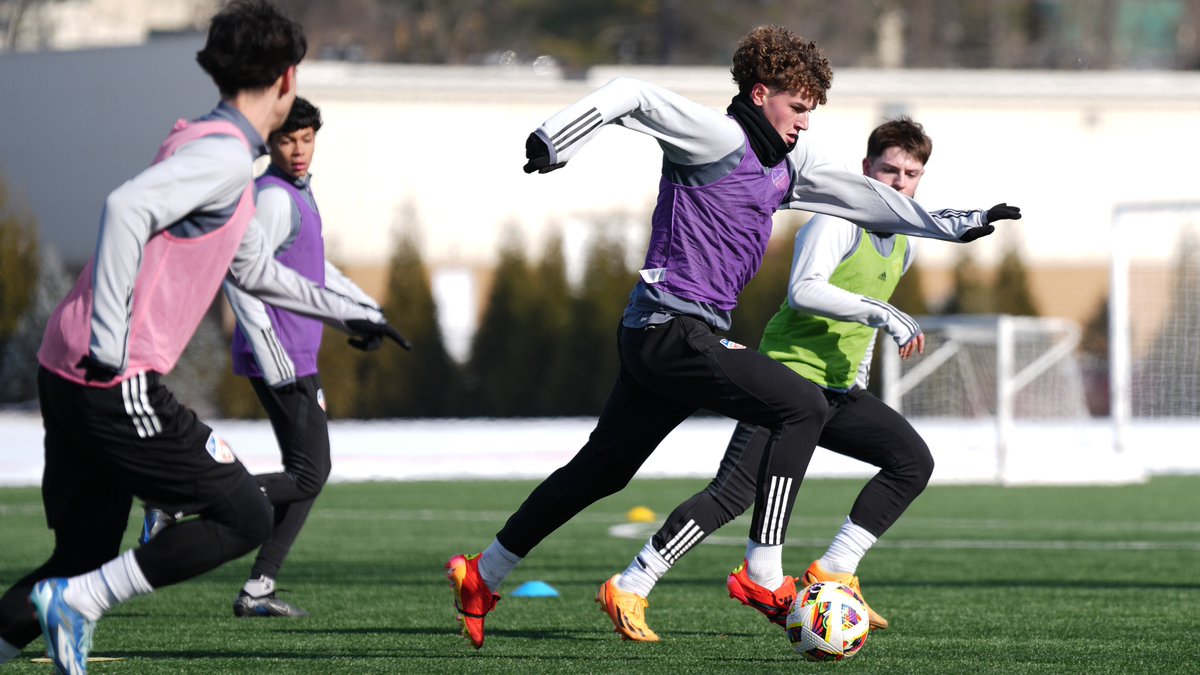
[2,476,1198,673]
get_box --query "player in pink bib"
[0,3,408,672]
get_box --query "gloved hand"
[522,132,565,174]
[272,380,298,395]
[959,203,1022,242]
[76,354,120,383]
[985,203,1022,224]
[346,318,413,351]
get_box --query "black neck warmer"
[727,93,794,168]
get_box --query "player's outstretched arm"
[229,221,410,350]
[782,145,1021,242]
[523,76,742,174]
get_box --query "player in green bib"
[603,118,947,638]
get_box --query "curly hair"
[730,25,832,104]
[867,116,932,164]
[196,0,306,98]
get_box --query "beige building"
[294,62,1199,353]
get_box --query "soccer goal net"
[879,314,1134,485]
[1110,202,1200,463]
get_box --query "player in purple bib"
[225,97,389,618]
[446,25,1021,649]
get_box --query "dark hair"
[867,116,932,164]
[196,0,307,98]
[270,96,322,140]
[731,25,832,104]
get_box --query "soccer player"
[0,2,406,671]
[599,117,938,641]
[195,96,393,618]
[446,25,1020,649]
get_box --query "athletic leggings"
[247,374,331,580]
[497,316,828,557]
[652,388,934,566]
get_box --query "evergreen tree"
[466,225,538,416]
[941,247,993,314]
[0,175,39,344]
[0,245,71,404]
[993,241,1039,316]
[544,225,634,415]
[528,228,574,415]
[1078,295,1110,416]
[358,228,460,417]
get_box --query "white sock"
[477,538,521,592]
[0,637,21,664]
[818,517,878,575]
[616,539,671,598]
[243,575,276,597]
[64,550,154,621]
[745,540,784,591]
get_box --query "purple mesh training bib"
[231,175,326,379]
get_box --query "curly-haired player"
[446,25,1021,648]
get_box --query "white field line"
[607,522,1200,552]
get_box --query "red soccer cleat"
[726,559,797,626]
[446,553,500,649]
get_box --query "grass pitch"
[2,476,1199,673]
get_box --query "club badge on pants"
[205,433,236,464]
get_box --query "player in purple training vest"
[224,97,392,617]
[0,3,407,671]
[446,25,1022,649]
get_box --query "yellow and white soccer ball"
[785,581,870,661]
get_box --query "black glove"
[985,203,1021,224]
[522,132,565,174]
[76,354,120,383]
[959,203,1022,242]
[346,318,413,351]
[272,380,298,395]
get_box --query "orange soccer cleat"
[596,575,660,642]
[802,559,888,630]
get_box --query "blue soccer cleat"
[138,507,177,545]
[30,578,94,675]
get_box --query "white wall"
[298,63,1200,273]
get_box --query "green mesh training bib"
[758,233,907,389]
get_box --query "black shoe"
[233,591,310,618]
[139,507,177,545]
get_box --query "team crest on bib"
[720,338,747,350]
[770,166,789,189]
[205,433,236,464]
[317,388,327,412]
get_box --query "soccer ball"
[785,581,870,661]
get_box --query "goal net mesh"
[1119,211,1200,418]
[886,315,1089,420]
